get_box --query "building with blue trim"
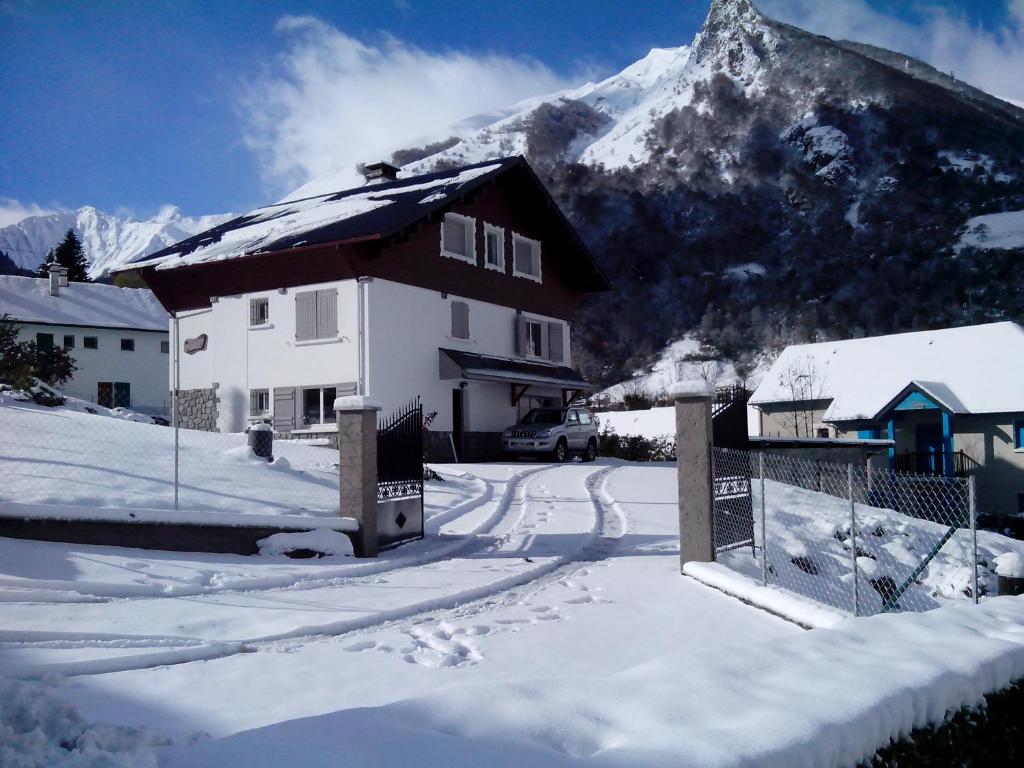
[751,322,1024,519]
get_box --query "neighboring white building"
[120,158,609,459]
[0,273,170,415]
[751,322,1024,518]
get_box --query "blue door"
[915,423,943,474]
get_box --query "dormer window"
[483,224,505,272]
[441,213,476,264]
[512,233,542,283]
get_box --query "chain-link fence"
[0,386,340,524]
[713,447,981,616]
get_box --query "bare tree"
[775,355,828,438]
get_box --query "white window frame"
[525,319,545,359]
[301,386,338,427]
[249,388,270,419]
[249,297,270,328]
[441,212,477,265]
[483,223,505,272]
[512,232,542,283]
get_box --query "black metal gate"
[712,447,755,553]
[377,397,424,501]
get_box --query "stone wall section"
[175,386,219,432]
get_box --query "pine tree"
[35,229,90,281]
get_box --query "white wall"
[365,278,569,432]
[16,322,170,414]
[175,280,360,432]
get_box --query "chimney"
[47,262,61,297]
[362,161,400,185]
[58,266,69,287]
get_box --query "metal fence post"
[759,452,767,586]
[172,313,180,511]
[969,475,978,604]
[849,463,859,616]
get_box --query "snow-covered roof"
[750,322,1024,421]
[0,275,168,331]
[124,158,517,272]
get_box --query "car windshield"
[521,409,566,425]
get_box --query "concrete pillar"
[335,395,382,557]
[671,381,715,569]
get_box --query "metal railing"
[892,450,979,477]
[713,448,980,617]
[377,397,424,501]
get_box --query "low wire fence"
[0,386,341,522]
[713,447,980,616]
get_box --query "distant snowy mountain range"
[0,205,232,279]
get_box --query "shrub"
[599,429,676,462]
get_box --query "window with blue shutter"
[1015,419,1024,450]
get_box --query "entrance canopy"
[439,348,591,391]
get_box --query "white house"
[751,322,1024,518]
[0,272,170,414]
[119,158,609,459]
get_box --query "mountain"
[0,206,233,279]
[335,0,1024,385]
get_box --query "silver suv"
[501,407,599,462]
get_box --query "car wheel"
[552,439,568,463]
[582,439,597,462]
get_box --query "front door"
[452,388,465,462]
[97,382,113,408]
[915,422,944,474]
[113,382,131,409]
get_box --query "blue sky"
[1,0,1021,223]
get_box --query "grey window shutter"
[515,316,529,356]
[548,322,564,363]
[273,387,296,430]
[249,390,259,416]
[452,301,470,339]
[295,292,317,341]
[316,289,338,338]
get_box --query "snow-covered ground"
[3,458,1024,766]
[716,479,1024,622]
[0,395,340,520]
[958,209,1024,251]
[595,406,676,440]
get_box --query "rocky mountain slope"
[0,206,232,280]
[376,0,1024,384]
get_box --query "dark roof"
[125,157,609,292]
[440,348,591,390]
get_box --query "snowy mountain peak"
[0,206,234,278]
[704,0,762,26]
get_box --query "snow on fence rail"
[0,391,341,523]
[712,447,1023,617]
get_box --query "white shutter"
[273,387,296,430]
[295,292,317,341]
[451,301,470,339]
[316,289,338,338]
[515,317,529,356]
[547,322,564,363]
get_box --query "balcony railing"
[892,450,979,477]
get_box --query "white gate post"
[672,382,715,570]
[335,395,382,557]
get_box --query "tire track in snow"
[244,463,624,645]
[6,462,622,679]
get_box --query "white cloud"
[239,16,580,197]
[0,198,58,228]
[760,0,1024,106]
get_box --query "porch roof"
[873,380,970,421]
[439,348,591,390]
